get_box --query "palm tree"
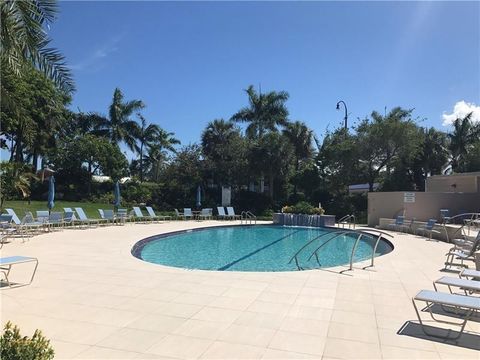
[448,112,480,172]
[231,85,289,139]
[0,0,74,93]
[143,129,179,182]
[135,114,161,182]
[201,119,237,160]
[283,121,314,171]
[99,88,144,151]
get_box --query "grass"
[2,200,113,219]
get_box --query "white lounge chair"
[226,207,241,220]
[460,268,480,280]
[145,207,170,222]
[0,256,39,288]
[445,232,480,269]
[412,290,480,339]
[199,208,213,220]
[434,276,480,295]
[217,207,230,220]
[64,207,77,221]
[74,207,106,227]
[184,208,193,220]
[174,209,185,220]
[132,207,149,223]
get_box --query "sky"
[49,1,480,148]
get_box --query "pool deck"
[1,221,479,359]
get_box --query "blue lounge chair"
[132,207,149,222]
[146,206,170,222]
[75,207,107,227]
[416,219,440,240]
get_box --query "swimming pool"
[132,225,393,272]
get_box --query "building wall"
[425,173,480,193]
[367,191,480,226]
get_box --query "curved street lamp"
[336,100,348,133]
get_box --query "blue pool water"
[133,225,393,272]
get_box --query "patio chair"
[440,209,451,224]
[0,215,16,246]
[132,207,149,223]
[184,208,193,220]
[75,207,106,227]
[433,276,480,295]
[117,208,130,224]
[36,210,49,224]
[217,206,230,220]
[460,268,480,280]
[444,232,480,269]
[102,209,115,224]
[411,289,480,339]
[5,209,21,225]
[386,216,405,232]
[48,212,65,229]
[400,218,416,234]
[174,208,185,220]
[226,207,241,220]
[63,211,75,227]
[145,206,170,222]
[416,219,440,240]
[64,207,77,221]
[6,209,41,236]
[0,256,39,288]
[199,208,213,220]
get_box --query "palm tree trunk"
[139,142,144,182]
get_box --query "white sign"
[404,192,416,203]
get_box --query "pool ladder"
[241,211,257,224]
[288,229,393,272]
[337,214,356,229]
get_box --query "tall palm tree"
[231,85,289,139]
[143,129,180,182]
[448,112,480,172]
[98,88,144,151]
[201,119,237,160]
[283,121,314,171]
[135,114,161,182]
[0,0,74,93]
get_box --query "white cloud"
[442,100,480,126]
[70,35,122,71]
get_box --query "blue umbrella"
[113,181,121,208]
[47,176,55,211]
[196,185,202,208]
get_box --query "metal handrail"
[241,211,257,224]
[291,228,393,271]
[337,214,356,229]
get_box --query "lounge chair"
[433,276,480,295]
[98,209,105,219]
[445,232,480,269]
[217,207,230,220]
[64,207,77,221]
[74,207,106,227]
[47,212,65,229]
[5,209,21,225]
[102,209,116,224]
[174,209,185,220]
[184,208,193,220]
[63,211,75,227]
[412,289,480,339]
[416,219,440,240]
[440,209,451,224]
[460,268,480,280]
[199,208,213,220]
[6,209,42,236]
[0,215,16,246]
[132,207,149,223]
[117,208,130,224]
[386,216,405,232]
[36,210,49,224]
[226,207,241,220]
[145,206,170,222]
[0,256,39,288]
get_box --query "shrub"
[0,322,54,360]
[282,201,325,215]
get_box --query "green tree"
[143,129,179,182]
[134,114,161,182]
[96,88,144,151]
[201,119,248,187]
[0,162,37,207]
[356,107,422,191]
[448,112,480,172]
[231,85,289,139]
[0,0,74,93]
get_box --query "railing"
[241,211,257,224]
[337,214,356,229]
[288,228,393,272]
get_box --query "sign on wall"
[404,192,416,203]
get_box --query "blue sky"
[50,1,479,147]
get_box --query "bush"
[282,201,325,215]
[0,322,54,360]
[233,190,274,215]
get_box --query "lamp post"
[336,100,348,135]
